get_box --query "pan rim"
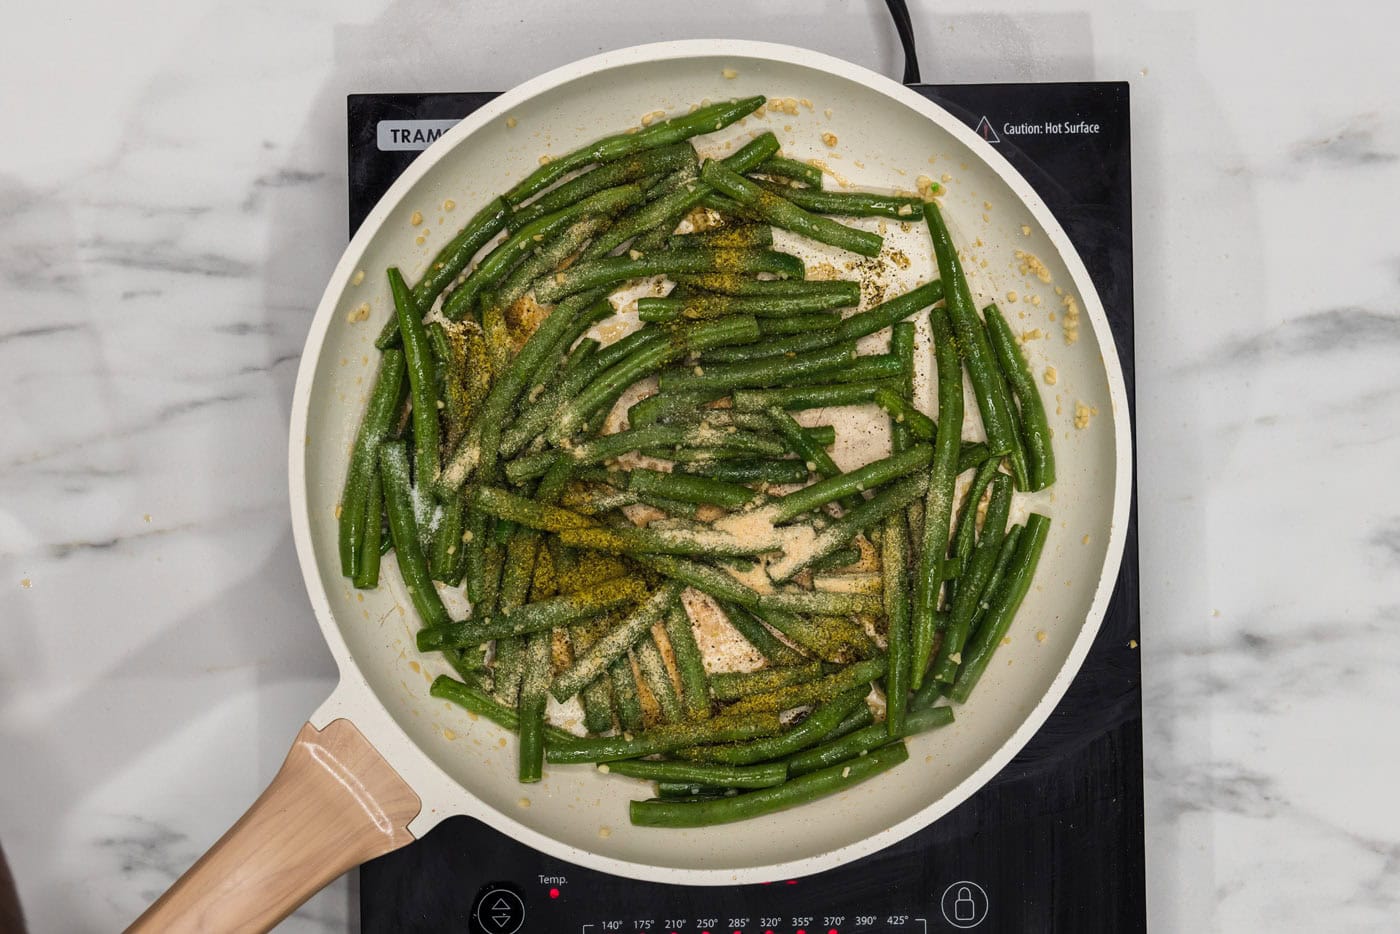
[288,38,1134,884]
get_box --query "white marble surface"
[2,0,1398,930]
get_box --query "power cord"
[883,0,922,84]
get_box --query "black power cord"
[883,0,922,84]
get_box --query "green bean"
[438,290,606,493]
[819,704,877,746]
[534,248,803,305]
[667,223,773,250]
[763,405,841,478]
[680,458,809,485]
[548,316,761,442]
[495,215,610,310]
[375,197,510,349]
[788,704,952,776]
[882,507,913,737]
[751,178,923,220]
[509,143,697,230]
[984,303,1056,490]
[771,445,933,523]
[428,491,466,583]
[722,658,886,715]
[638,286,857,323]
[686,691,867,765]
[966,523,1025,646]
[890,321,916,454]
[947,457,1003,605]
[576,424,785,467]
[782,354,904,389]
[752,154,823,188]
[602,759,785,788]
[386,267,441,485]
[931,473,1011,685]
[550,581,684,701]
[443,185,644,321]
[546,708,784,764]
[949,513,1050,703]
[763,589,881,615]
[431,321,490,453]
[767,472,929,582]
[635,553,870,636]
[415,577,647,651]
[673,277,856,302]
[718,603,808,666]
[354,459,386,589]
[811,545,863,572]
[635,407,834,447]
[491,527,542,705]
[480,295,512,378]
[635,633,683,723]
[378,442,450,628]
[626,388,725,429]
[627,468,756,510]
[630,741,908,827]
[473,485,594,532]
[429,676,573,742]
[611,654,645,732]
[505,96,764,206]
[925,200,1028,488]
[664,603,712,720]
[517,629,552,782]
[757,313,841,336]
[705,280,942,364]
[700,160,883,257]
[710,661,826,701]
[339,349,406,580]
[557,524,771,559]
[910,304,964,690]
[463,512,493,606]
[562,338,601,382]
[571,619,617,733]
[500,327,659,460]
[743,609,875,665]
[560,485,697,519]
[580,146,760,262]
[660,341,856,393]
[873,387,935,441]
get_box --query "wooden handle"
[126,718,421,933]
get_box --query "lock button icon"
[954,886,976,922]
[940,880,988,928]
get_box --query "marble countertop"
[3,1,1398,930]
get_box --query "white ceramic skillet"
[129,40,1131,932]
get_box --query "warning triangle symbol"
[974,115,1000,143]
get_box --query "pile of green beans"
[335,96,1058,827]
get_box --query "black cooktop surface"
[348,80,1140,934]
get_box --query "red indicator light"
[548,887,559,899]
[829,929,838,934]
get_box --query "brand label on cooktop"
[377,118,461,151]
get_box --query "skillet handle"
[125,718,421,933]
